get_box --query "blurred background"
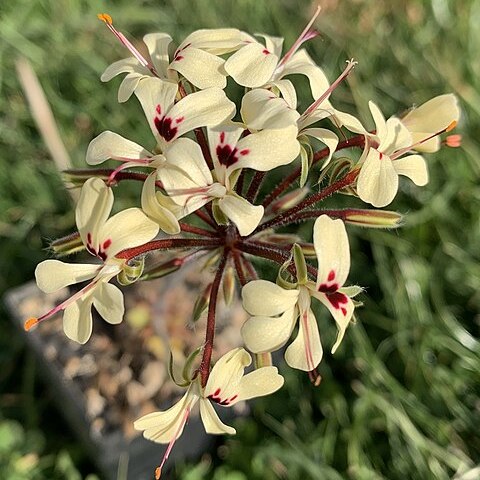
[1,0,479,478]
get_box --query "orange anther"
[24,317,39,331]
[446,134,462,148]
[97,13,113,25]
[155,467,162,479]
[446,120,457,132]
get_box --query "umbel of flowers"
[24,7,461,477]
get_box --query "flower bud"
[266,188,308,215]
[192,283,212,323]
[140,257,182,281]
[50,232,85,256]
[222,265,236,306]
[343,209,403,228]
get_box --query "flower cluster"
[25,8,461,477]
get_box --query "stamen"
[301,309,315,372]
[278,5,322,68]
[24,317,39,331]
[97,13,159,76]
[301,59,357,120]
[445,134,462,148]
[308,368,322,386]
[106,159,151,186]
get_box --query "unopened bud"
[192,283,212,323]
[266,188,308,215]
[344,209,403,228]
[222,265,236,306]
[140,257,182,281]
[50,232,85,256]
[62,169,110,186]
[293,244,308,285]
[258,231,302,246]
[299,141,314,187]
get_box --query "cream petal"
[63,295,94,344]
[134,78,179,143]
[166,88,236,140]
[93,282,124,325]
[170,48,227,89]
[208,124,245,178]
[233,366,284,404]
[394,154,429,186]
[313,215,351,290]
[357,149,399,207]
[117,72,145,103]
[76,178,113,253]
[98,208,159,258]
[134,390,196,443]
[331,109,369,135]
[312,290,354,353]
[284,308,323,371]
[302,128,339,169]
[86,131,152,165]
[257,34,284,58]
[381,117,412,154]
[199,399,236,435]
[35,260,99,293]
[368,101,387,141]
[225,42,279,88]
[279,49,330,100]
[241,88,300,131]
[100,57,146,82]
[271,79,297,109]
[241,307,297,353]
[141,172,182,234]
[143,32,172,77]
[180,28,242,54]
[218,194,264,236]
[242,280,299,316]
[228,126,300,174]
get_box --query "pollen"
[446,120,457,132]
[155,466,162,479]
[97,13,113,25]
[24,317,39,331]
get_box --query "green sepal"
[293,243,308,285]
[168,351,191,388]
[212,200,228,226]
[117,257,145,286]
[182,346,203,383]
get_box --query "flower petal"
[241,88,299,131]
[63,295,94,344]
[257,34,284,58]
[225,42,279,88]
[180,28,242,54]
[76,178,113,253]
[394,154,428,186]
[357,149,399,207]
[141,172,182,234]
[100,57,147,82]
[170,48,227,89]
[86,131,153,165]
[302,128,339,169]
[98,208,159,258]
[143,33,173,77]
[35,260,99,293]
[313,215,351,289]
[285,308,323,371]
[368,101,387,141]
[93,282,124,325]
[117,72,145,103]
[218,194,264,236]
[313,290,354,353]
[381,117,412,154]
[271,79,297,109]
[233,366,284,404]
[199,399,236,435]
[241,307,297,353]
[242,280,299,316]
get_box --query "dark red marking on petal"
[262,49,270,55]
[175,116,184,124]
[155,105,161,115]
[318,283,339,294]
[326,291,349,315]
[379,152,384,160]
[154,116,178,142]
[229,395,238,402]
[98,251,108,261]
[102,239,112,250]
[216,144,241,167]
[328,270,336,282]
[239,149,250,156]
[174,54,184,61]
[213,388,221,397]
[87,233,92,245]
[219,132,225,144]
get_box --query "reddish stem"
[65,169,164,189]
[199,249,229,387]
[179,222,216,237]
[194,209,217,229]
[232,250,247,286]
[261,135,365,208]
[253,169,359,234]
[116,238,222,260]
[241,254,258,281]
[245,171,266,203]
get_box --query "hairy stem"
[245,171,266,203]
[179,222,217,237]
[232,250,247,286]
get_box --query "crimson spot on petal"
[328,270,336,282]
[155,104,161,115]
[102,239,112,250]
[262,49,270,55]
[240,149,250,156]
[216,144,240,167]
[326,291,348,314]
[219,132,225,144]
[154,116,178,142]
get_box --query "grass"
[0,0,479,478]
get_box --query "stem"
[199,249,229,387]
[194,127,214,170]
[194,209,217,229]
[241,254,258,282]
[254,169,359,233]
[65,169,164,189]
[116,238,222,260]
[232,250,247,286]
[179,222,216,237]
[245,171,266,203]
[262,135,365,208]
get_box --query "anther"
[24,317,39,331]
[97,13,113,25]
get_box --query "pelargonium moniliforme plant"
[24,7,461,477]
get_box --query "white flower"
[99,14,243,101]
[356,101,429,208]
[241,215,357,371]
[29,178,159,344]
[148,124,300,236]
[134,348,283,474]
